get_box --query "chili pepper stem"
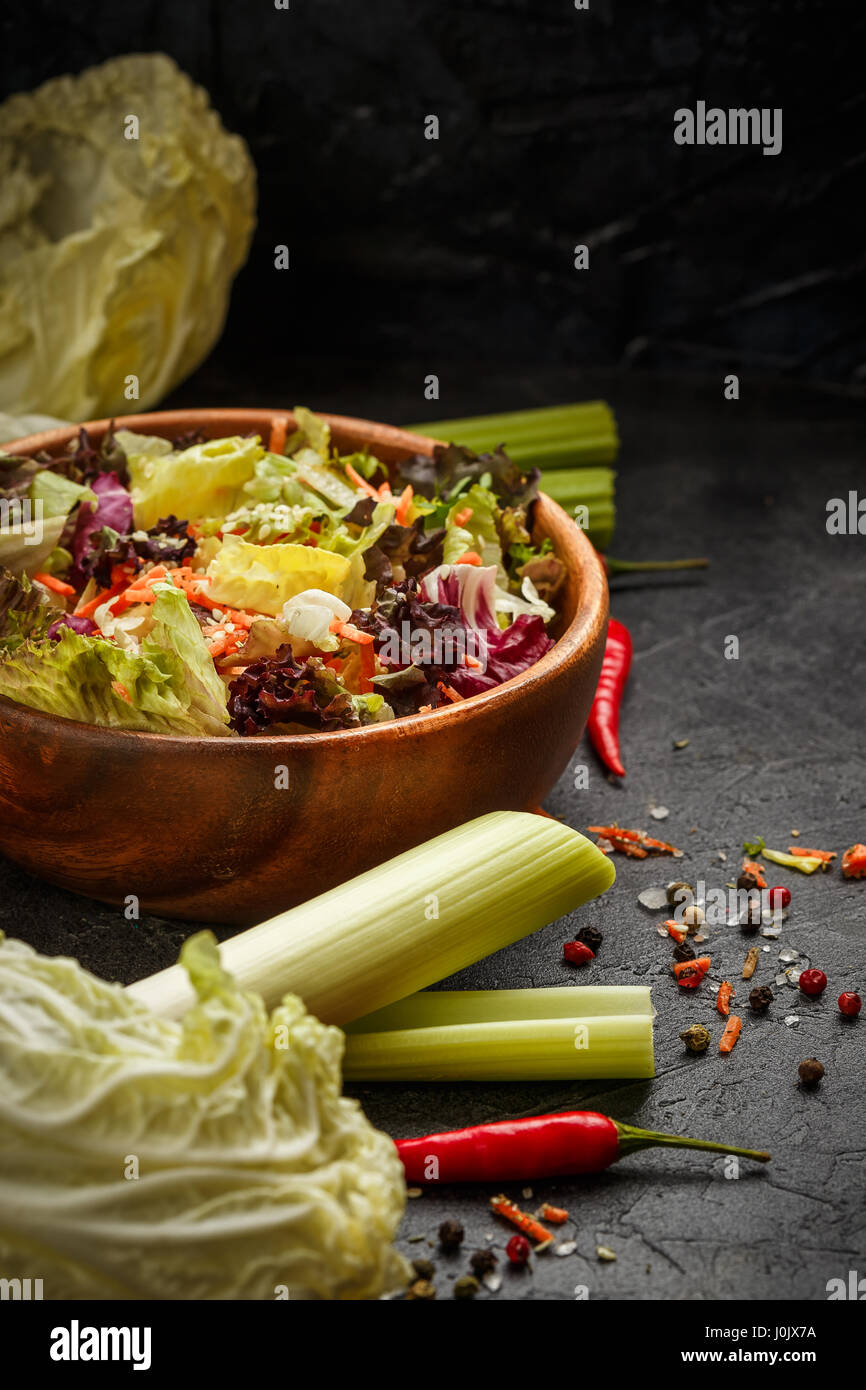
[614,1122,770,1163]
[604,556,709,575]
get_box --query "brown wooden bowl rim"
[0,408,607,750]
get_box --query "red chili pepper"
[394,1111,770,1183]
[587,618,632,778]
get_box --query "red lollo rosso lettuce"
[227,646,380,734]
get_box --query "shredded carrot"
[719,1015,742,1053]
[539,1203,569,1224]
[716,980,734,1016]
[490,1195,552,1245]
[455,551,482,566]
[329,619,374,645]
[673,956,710,980]
[344,462,379,498]
[359,641,376,694]
[463,653,483,669]
[110,680,132,704]
[788,846,836,862]
[742,859,767,888]
[395,484,414,525]
[664,919,687,943]
[453,506,473,527]
[436,681,463,703]
[33,572,76,596]
[74,581,127,620]
[268,414,290,455]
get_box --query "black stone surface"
[2,369,863,1300]
[3,1,865,386]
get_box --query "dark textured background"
[3,370,864,1300]
[2,0,865,388]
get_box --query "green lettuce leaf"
[128,434,264,529]
[207,534,373,616]
[0,930,408,1299]
[443,483,504,577]
[0,584,231,734]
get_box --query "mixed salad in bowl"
[0,409,567,736]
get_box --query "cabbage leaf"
[0,931,408,1300]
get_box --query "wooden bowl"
[0,409,608,925]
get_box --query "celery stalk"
[347,986,652,1033]
[128,812,615,1025]
[342,1013,655,1082]
[405,402,619,465]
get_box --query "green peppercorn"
[575,925,603,952]
[749,985,773,1012]
[680,1023,712,1053]
[469,1249,498,1277]
[453,1275,480,1300]
[438,1218,464,1251]
[406,1278,436,1300]
[798,1057,824,1087]
[411,1257,435,1281]
[673,939,696,963]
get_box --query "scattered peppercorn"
[767,885,791,910]
[799,969,828,997]
[749,985,774,1012]
[453,1275,480,1300]
[469,1249,498,1277]
[406,1278,437,1300]
[506,1235,531,1267]
[673,939,696,963]
[682,903,705,932]
[798,1058,824,1087]
[563,940,594,966]
[438,1218,464,1251]
[737,872,758,892]
[838,991,862,1018]
[739,900,762,932]
[680,1023,712,1053]
[411,1257,435,1281]
[666,880,695,907]
[575,925,603,952]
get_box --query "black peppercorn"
[673,940,696,963]
[469,1249,498,1277]
[749,985,773,1012]
[737,872,758,892]
[411,1257,435,1281]
[438,1218,464,1251]
[575,925,603,952]
[797,1057,824,1087]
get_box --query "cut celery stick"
[346,986,652,1034]
[342,1013,655,1082]
[128,812,615,1025]
[405,401,619,461]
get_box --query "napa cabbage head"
[0,54,255,421]
[0,930,409,1300]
